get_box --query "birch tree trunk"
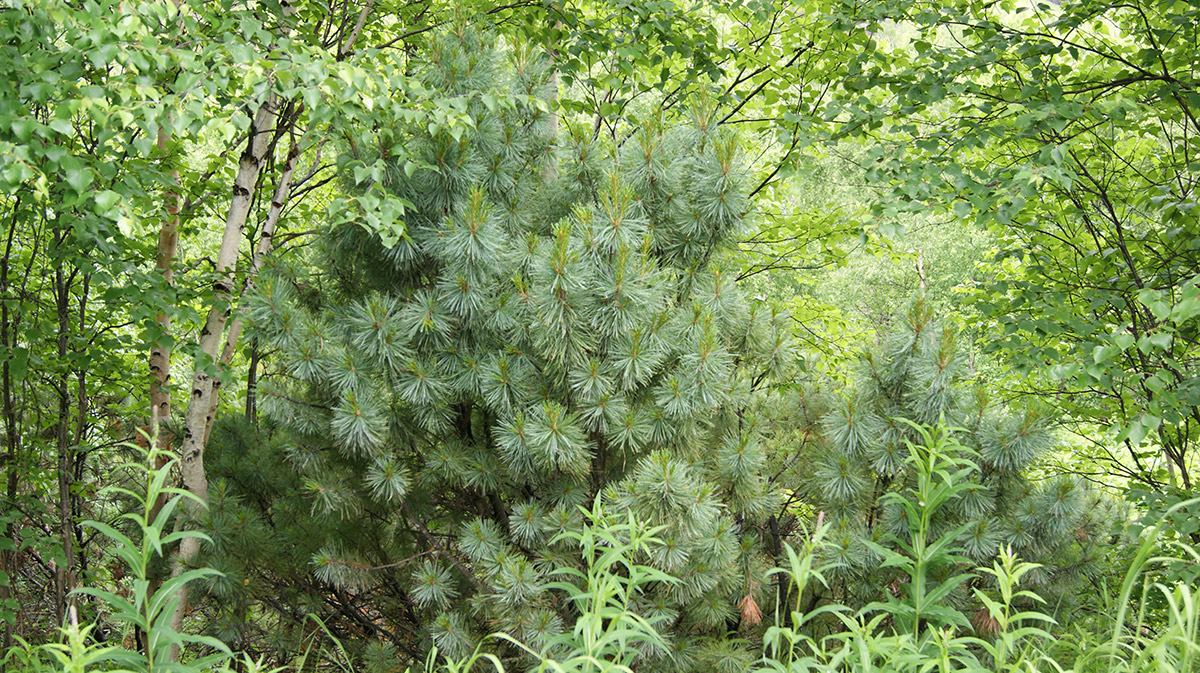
[202,133,303,447]
[168,95,278,652]
[167,0,374,649]
[149,125,180,450]
[148,125,181,541]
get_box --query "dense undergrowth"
[5,435,1198,673]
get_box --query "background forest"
[1,0,1199,671]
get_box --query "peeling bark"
[168,95,278,653]
[202,133,303,447]
[148,124,181,523]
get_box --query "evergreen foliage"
[801,301,1121,612]
[203,22,792,669]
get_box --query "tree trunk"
[168,95,278,655]
[71,276,90,593]
[245,339,259,422]
[147,124,182,523]
[138,124,183,655]
[54,265,77,624]
[0,198,21,648]
[150,125,181,449]
[202,132,302,447]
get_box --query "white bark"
[168,95,278,651]
[149,125,180,447]
[202,134,303,446]
[148,124,181,535]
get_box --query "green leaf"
[8,347,27,384]
[47,118,74,136]
[10,119,36,142]
[93,190,122,218]
[65,166,93,194]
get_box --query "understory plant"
[7,440,1198,673]
[0,445,244,673]
[497,499,676,673]
[421,466,1200,673]
[758,425,1200,673]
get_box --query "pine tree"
[802,300,1120,613]
[199,22,792,670]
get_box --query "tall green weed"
[5,434,1199,673]
[0,446,270,673]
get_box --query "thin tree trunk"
[144,125,183,639]
[72,275,90,592]
[245,339,259,422]
[202,132,302,447]
[168,95,278,655]
[150,125,181,450]
[0,197,21,648]
[54,265,78,624]
[915,249,926,295]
